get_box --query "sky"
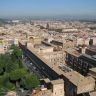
[0,0,96,18]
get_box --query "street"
[22,56,45,79]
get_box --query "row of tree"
[0,45,40,95]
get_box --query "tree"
[12,45,23,59]
[0,75,15,94]
[20,74,40,89]
[0,68,3,75]
[0,87,6,96]
[5,60,19,73]
[0,73,9,87]
[0,45,40,91]
[0,54,7,69]
[11,45,23,68]
[9,68,28,88]
[5,82,15,90]
[10,68,27,81]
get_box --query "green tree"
[20,74,40,89]
[0,55,7,69]
[10,68,28,88]
[5,82,15,90]
[12,45,23,59]
[0,73,9,87]
[0,68,3,75]
[0,45,40,91]
[5,60,19,73]
[10,68,27,81]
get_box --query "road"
[22,56,45,79]
[24,52,54,79]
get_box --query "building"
[32,79,65,96]
[88,67,96,86]
[28,36,41,45]
[62,71,95,96]
[41,51,63,66]
[38,46,53,53]
[65,47,96,76]
[51,79,64,96]
[85,47,96,56]
[19,41,96,96]
[89,91,96,96]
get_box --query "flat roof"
[64,71,95,86]
[51,79,64,85]
[89,91,96,96]
[43,78,50,83]
[28,47,65,76]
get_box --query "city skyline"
[0,0,96,18]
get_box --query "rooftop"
[64,71,95,86]
[32,89,52,96]
[51,79,64,85]
[65,48,81,57]
[89,91,96,96]
[28,46,65,76]
[43,78,50,83]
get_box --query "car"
[33,66,36,70]
[30,63,33,65]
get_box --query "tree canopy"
[0,45,40,94]
[20,74,40,89]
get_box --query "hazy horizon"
[0,0,96,18]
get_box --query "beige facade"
[93,38,96,45]
[51,79,64,96]
[28,36,41,45]
[32,79,64,96]
[76,38,91,46]
[42,51,63,65]
[32,78,65,96]
[89,91,96,96]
